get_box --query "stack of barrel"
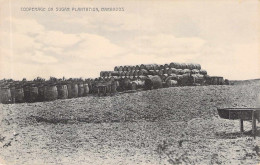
[99,62,208,90]
[0,79,91,104]
[0,62,229,104]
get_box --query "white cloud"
[128,34,206,57]
[31,51,58,64]
[66,33,125,60]
[36,31,80,47]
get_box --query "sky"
[0,0,259,80]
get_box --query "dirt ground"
[0,81,260,165]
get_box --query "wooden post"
[252,110,256,139]
[240,119,244,133]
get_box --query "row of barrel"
[0,74,227,104]
[0,82,90,104]
[100,63,205,78]
[100,68,207,78]
[114,63,201,72]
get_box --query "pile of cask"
[0,62,228,104]
[0,79,91,104]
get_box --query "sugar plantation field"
[0,82,260,165]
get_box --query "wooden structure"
[217,108,260,138]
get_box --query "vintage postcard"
[0,0,260,164]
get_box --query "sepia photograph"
[0,0,260,164]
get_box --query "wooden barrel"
[169,62,178,68]
[57,84,68,99]
[130,80,145,90]
[210,77,217,85]
[120,75,126,79]
[160,74,168,81]
[191,74,205,85]
[171,68,177,74]
[112,76,120,80]
[130,81,137,90]
[137,75,148,81]
[127,66,133,71]
[166,79,178,87]
[122,71,127,77]
[138,69,149,76]
[122,78,131,90]
[136,80,145,87]
[148,70,156,75]
[78,83,84,97]
[199,69,207,75]
[194,64,201,70]
[129,70,134,77]
[158,69,164,76]
[191,69,200,74]
[108,76,115,82]
[10,86,16,103]
[100,71,106,77]
[165,74,178,82]
[123,66,129,71]
[125,71,130,77]
[224,79,230,85]
[140,64,145,70]
[183,69,191,74]
[133,70,139,77]
[186,63,196,70]
[159,65,164,70]
[169,62,175,68]
[163,68,168,74]
[164,64,169,69]
[167,68,173,75]
[0,87,12,104]
[204,75,211,85]
[175,63,181,69]
[180,63,186,69]
[118,71,124,77]
[37,85,45,102]
[106,71,112,77]
[111,71,120,76]
[119,66,123,71]
[135,65,140,70]
[147,64,159,70]
[24,86,38,103]
[129,76,135,80]
[88,81,93,94]
[67,83,78,98]
[44,85,58,101]
[111,81,118,93]
[83,83,90,96]
[154,70,160,75]
[114,66,119,71]
[177,73,191,86]
[144,75,162,90]
[117,71,123,77]
[217,77,224,85]
[14,88,24,103]
[176,69,183,75]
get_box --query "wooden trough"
[217,108,260,138]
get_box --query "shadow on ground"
[215,127,260,139]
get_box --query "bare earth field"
[0,81,260,165]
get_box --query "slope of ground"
[0,83,260,165]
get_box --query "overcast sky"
[0,0,259,80]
